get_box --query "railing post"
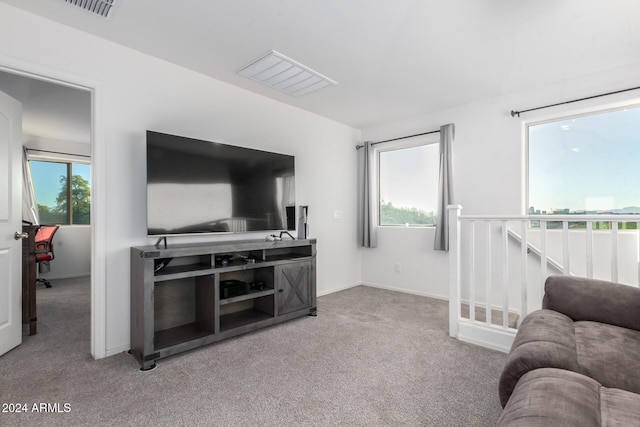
[501,220,509,329]
[611,221,618,283]
[469,221,476,322]
[540,220,548,295]
[586,221,594,278]
[637,222,640,287]
[485,220,492,326]
[519,220,527,327]
[448,205,462,338]
[562,221,570,275]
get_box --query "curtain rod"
[511,85,640,117]
[26,148,91,158]
[355,129,440,149]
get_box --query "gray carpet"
[0,278,506,426]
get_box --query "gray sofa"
[497,275,640,426]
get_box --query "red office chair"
[34,225,60,288]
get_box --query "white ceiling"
[2,0,640,129]
[0,70,91,143]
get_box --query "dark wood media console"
[130,239,317,370]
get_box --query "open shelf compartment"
[214,250,264,268]
[153,275,215,351]
[154,323,212,350]
[154,254,212,281]
[264,245,313,262]
[220,288,275,305]
[219,295,274,332]
[219,267,274,301]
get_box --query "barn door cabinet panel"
[276,261,313,316]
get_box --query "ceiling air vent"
[64,0,116,18]
[238,50,337,98]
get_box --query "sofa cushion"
[498,309,581,407]
[600,387,640,425]
[575,320,640,394]
[497,368,640,427]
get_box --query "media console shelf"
[130,238,317,370]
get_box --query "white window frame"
[375,133,440,228]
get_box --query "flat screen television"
[146,131,295,236]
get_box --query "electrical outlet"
[333,210,342,220]
[393,263,401,273]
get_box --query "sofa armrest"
[543,275,640,332]
[498,309,582,407]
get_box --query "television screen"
[146,131,295,236]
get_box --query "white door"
[0,90,23,356]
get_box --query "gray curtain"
[22,147,40,225]
[357,141,377,248]
[434,123,454,251]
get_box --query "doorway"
[0,66,97,357]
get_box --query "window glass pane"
[29,160,91,225]
[379,144,439,226]
[30,161,68,224]
[528,107,640,217]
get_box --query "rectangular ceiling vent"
[64,0,116,18]
[238,50,337,98]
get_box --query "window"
[30,160,91,225]
[527,105,640,227]
[377,135,440,227]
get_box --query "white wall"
[38,226,91,280]
[0,4,362,357]
[361,226,448,299]
[361,61,640,300]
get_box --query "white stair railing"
[448,205,640,352]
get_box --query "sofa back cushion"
[543,276,640,332]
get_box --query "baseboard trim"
[105,344,130,358]
[40,273,90,281]
[317,282,448,300]
[456,319,516,353]
[317,282,361,297]
[358,282,521,318]
[359,282,449,301]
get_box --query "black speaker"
[286,206,296,230]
